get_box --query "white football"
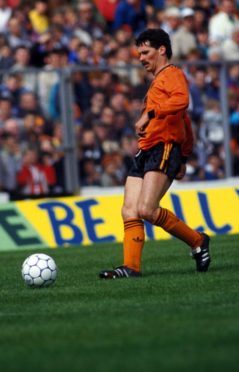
[21,253,57,288]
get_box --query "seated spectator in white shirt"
[209,0,239,45]
[221,25,239,60]
[0,0,12,33]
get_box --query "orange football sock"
[154,208,203,248]
[123,218,145,272]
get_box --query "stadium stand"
[0,0,239,199]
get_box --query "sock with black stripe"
[123,218,145,272]
[153,208,203,248]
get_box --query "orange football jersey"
[139,64,193,158]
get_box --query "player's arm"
[147,69,189,118]
[135,111,150,137]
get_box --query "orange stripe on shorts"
[159,143,173,172]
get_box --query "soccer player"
[99,28,211,279]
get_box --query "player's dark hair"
[135,28,172,59]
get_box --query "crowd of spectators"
[0,0,239,199]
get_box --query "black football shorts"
[128,142,182,180]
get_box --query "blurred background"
[0,0,239,200]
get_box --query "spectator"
[19,113,46,151]
[199,99,224,147]
[46,48,76,121]
[228,64,239,90]
[109,92,129,114]
[30,32,52,67]
[11,45,37,91]
[50,8,65,28]
[47,0,66,13]
[120,133,138,171]
[17,148,50,196]
[79,128,103,183]
[183,153,202,182]
[101,151,126,186]
[189,69,207,124]
[0,95,14,125]
[64,6,81,40]
[73,70,93,114]
[12,45,31,70]
[51,121,63,152]
[93,120,111,146]
[90,37,107,65]
[0,72,25,109]
[114,27,134,46]
[195,0,215,19]
[115,110,133,137]
[81,158,102,186]
[74,43,91,65]
[209,0,239,45]
[171,7,197,60]
[0,42,14,70]
[16,91,43,118]
[231,138,239,175]
[47,120,65,191]
[10,3,30,27]
[0,0,12,33]
[161,6,181,36]
[112,44,134,81]
[230,100,239,138]
[205,66,220,101]
[90,70,115,96]
[0,132,21,197]
[28,0,49,38]
[80,128,103,164]
[67,36,81,64]
[221,25,239,60]
[196,27,209,59]
[113,0,147,35]
[128,94,145,122]
[81,91,105,129]
[5,16,31,49]
[54,24,70,48]
[203,153,225,180]
[207,45,223,61]
[77,0,104,40]
[40,150,57,194]
[37,48,62,117]
[193,6,208,33]
[94,0,119,31]
[8,0,21,9]
[3,117,22,140]
[0,32,6,48]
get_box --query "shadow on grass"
[145,260,238,277]
[144,267,194,277]
[209,262,239,272]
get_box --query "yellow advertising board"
[0,186,238,251]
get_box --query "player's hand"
[135,113,149,137]
[175,163,186,180]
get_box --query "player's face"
[137,42,164,75]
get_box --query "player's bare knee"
[138,206,155,223]
[121,204,139,220]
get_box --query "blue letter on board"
[171,193,204,232]
[39,201,83,245]
[75,199,115,243]
[198,192,231,234]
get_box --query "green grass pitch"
[0,234,239,372]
